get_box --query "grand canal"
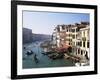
[23,41,75,69]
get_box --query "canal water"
[23,41,75,69]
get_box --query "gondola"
[26,50,34,56]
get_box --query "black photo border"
[11,0,98,79]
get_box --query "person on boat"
[34,54,39,63]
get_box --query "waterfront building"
[71,23,85,55]
[76,23,90,59]
[52,22,90,60]
[65,25,73,46]
[52,25,68,48]
[51,29,57,48]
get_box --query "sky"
[23,11,89,35]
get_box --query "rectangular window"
[81,50,83,55]
[83,41,85,47]
[76,42,78,46]
[83,31,85,37]
[57,27,60,32]
[69,29,71,32]
[76,28,79,32]
[78,42,80,46]
[72,35,75,39]
[78,49,80,54]
[80,41,82,47]
[72,29,75,32]
[69,34,70,37]
[62,25,65,30]
[87,42,89,48]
